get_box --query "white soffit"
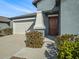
[12,17,36,22]
[48,14,58,17]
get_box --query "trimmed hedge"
[57,34,79,59]
[25,31,44,48]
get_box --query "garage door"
[13,21,34,34]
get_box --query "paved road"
[0,35,26,59]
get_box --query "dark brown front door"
[49,16,58,36]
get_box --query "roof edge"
[10,13,36,20]
[32,0,41,7]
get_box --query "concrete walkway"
[11,48,47,59]
[10,37,57,59]
[0,35,57,59]
[0,35,26,59]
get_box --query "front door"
[49,16,58,36]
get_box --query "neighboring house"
[0,16,11,30]
[10,0,79,36]
[11,0,59,36]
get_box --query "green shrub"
[0,28,12,36]
[25,31,44,48]
[3,28,12,35]
[57,34,79,59]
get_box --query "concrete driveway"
[0,34,26,59]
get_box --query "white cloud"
[8,5,33,13]
[0,1,34,13]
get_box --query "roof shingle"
[0,16,11,22]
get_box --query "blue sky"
[0,0,37,17]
